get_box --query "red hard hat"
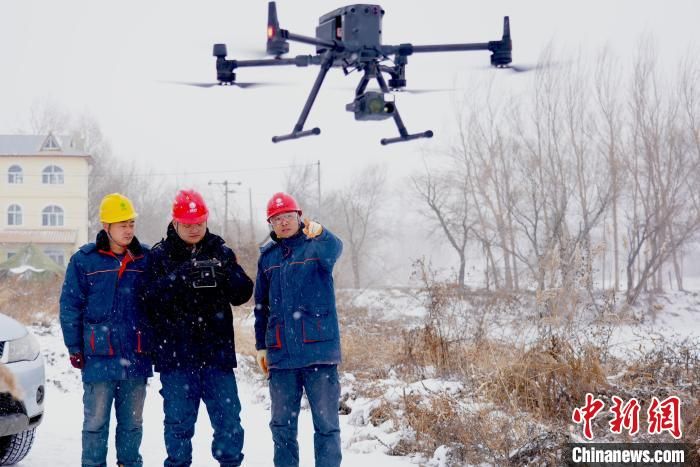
[172,189,209,224]
[266,192,301,221]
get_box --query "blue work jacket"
[254,225,343,369]
[60,231,153,383]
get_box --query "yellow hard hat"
[99,193,138,223]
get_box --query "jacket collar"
[96,229,144,256]
[165,222,224,256]
[269,224,306,258]
[270,223,306,245]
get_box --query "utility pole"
[208,180,242,242]
[248,187,255,244]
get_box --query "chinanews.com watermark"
[566,393,694,466]
[565,443,690,466]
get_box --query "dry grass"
[0,276,62,325]
[0,363,24,400]
[232,308,257,357]
[489,336,607,420]
[622,336,700,392]
[685,404,700,466]
[338,303,404,379]
[389,392,561,465]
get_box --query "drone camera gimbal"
[346,92,395,121]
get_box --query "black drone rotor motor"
[489,16,512,67]
[388,78,406,89]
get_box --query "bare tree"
[508,58,572,293]
[27,102,175,245]
[325,165,387,288]
[563,55,613,292]
[624,44,700,304]
[677,54,700,290]
[71,117,172,244]
[452,81,520,290]
[412,162,473,288]
[594,48,626,290]
[28,100,70,135]
[283,162,320,219]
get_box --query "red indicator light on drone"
[267,25,275,39]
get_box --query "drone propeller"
[390,88,456,95]
[489,61,566,73]
[328,85,455,95]
[490,64,536,73]
[503,64,533,73]
[161,80,270,89]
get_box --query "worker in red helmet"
[143,189,253,467]
[254,192,344,467]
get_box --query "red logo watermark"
[572,393,682,440]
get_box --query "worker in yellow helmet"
[60,192,152,467]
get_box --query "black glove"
[214,264,227,283]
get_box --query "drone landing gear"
[272,54,334,143]
[380,130,433,146]
[272,127,321,143]
[359,63,433,145]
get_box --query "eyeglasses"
[270,212,298,226]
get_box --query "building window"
[7,204,22,226]
[44,248,65,267]
[7,252,15,260]
[41,134,61,151]
[42,165,64,184]
[42,205,64,226]
[8,165,23,184]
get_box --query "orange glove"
[256,349,268,376]
[303,218,323,239]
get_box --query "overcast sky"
[0,0,698,228]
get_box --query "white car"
[0,314,45,465]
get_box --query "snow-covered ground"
[12,279,700,466]
[17,324,413,467]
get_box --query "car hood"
[0,314,28,341]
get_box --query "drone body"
[315,5,383,59]
[212,2,514,145]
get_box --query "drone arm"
[279,29,339,50]
[385,38,510,67]
[389,17,512,66]
[215,55,321,84]
[233,55,323,68]
[413,42,492,53]
[388,42,491,55]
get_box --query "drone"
[210,2,517,145]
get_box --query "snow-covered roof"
[0,244,65,277]
[0,229,77,244]
[0,134,90,157]
[9,265,45,274]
